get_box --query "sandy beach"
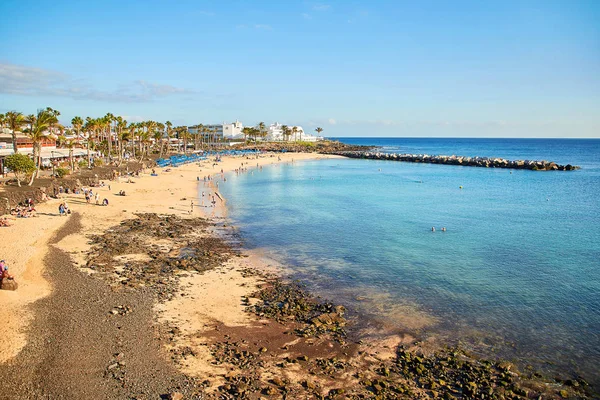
[0,151,588,399]
[0,151,352,397]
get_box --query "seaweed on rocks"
[85,213,234,301]
[247,279,348,342]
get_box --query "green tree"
[154,123,165,158]
[25,108,58,185]
[103,112,115,159]
[71,116,84,137]
[292,126,298,142]
[128,122,138,159]
[242,127,251,142]
[5,111,26,153]
[115,116,128,165]
[257,122,266,142]
[178,126,190,155]
[315,127,323,137]
[84,117,100,168]
[65,137,77,171]
[138,128,152,161]
[4,153,35,187]
[165,121,173,155]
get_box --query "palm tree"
[154,125,164,158]
[292,126,298,142]
[65,137,77,171]
[211,128,217,148]
[72,117,84,155]
[128,122,138,160]
[138,128,151,161]
[257,122,266,142]
[145,120,157,155]
[84,117,99,167]
[72,116,83,135]
[137,122,145,159]
[242,127,251,142]
[165,121,173,155]
[116,117,128,165]
[178,126,190,155]
[315,127,323,137]
[281,125,289,142]
[196,125,202,149]
[0,113,5,128]
[25,108,58,185]
[5,111,26,153]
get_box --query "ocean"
[217,138,600,387]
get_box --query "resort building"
[0,130,87,176]
[223,121,244,139]
[188,121,244,142]
[266,122,322,142]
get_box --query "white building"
[266,122,322,142]
[223,120,244,139]
[188,121,244,141]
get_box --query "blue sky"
[0,0,599,137]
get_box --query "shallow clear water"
[218,138,600,386]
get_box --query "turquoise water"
[217,138,600,386]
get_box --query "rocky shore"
[3,211,592,399]
[327,151,581,171]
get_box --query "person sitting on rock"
[0,260,13,281]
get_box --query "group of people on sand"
[11,198,36,218]
[82,187,109,206]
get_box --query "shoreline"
[0,151,593,398]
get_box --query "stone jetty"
[328,151,580,171]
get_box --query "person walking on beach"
[95,193,100,205]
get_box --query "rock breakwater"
[328,151,580,171]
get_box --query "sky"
[0,0,599,138]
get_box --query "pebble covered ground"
[0,213,594,399]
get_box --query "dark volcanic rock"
[328,151,581,171]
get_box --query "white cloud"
[302,13,312,19]
[328,118,337,125]
[0,62,195,103]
